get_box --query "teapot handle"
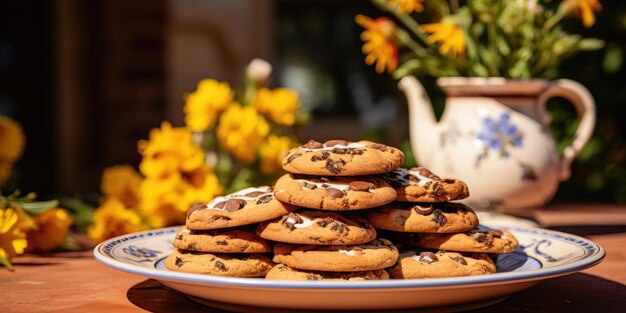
[538,79,596,181]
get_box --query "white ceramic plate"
[94,225,604,312]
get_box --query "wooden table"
[2,204,625,312]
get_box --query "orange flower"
[387,0,424,14]
[355,15,399,74]
[25,208,73,252]
[566,0,602,28]
[421,22,466,57]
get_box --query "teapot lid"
[438,77,549,97]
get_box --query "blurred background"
[0,0,624,203]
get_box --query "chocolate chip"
[288,212,304,224]
[311,151,330,161]
[326,188,345,198]
[188,202,208,217]
[187,242,197,250]
[214,201,227,209]
[282,213,303,230]
[453,256,467,265]
[431,209,447,226]
[326,159,346,174]
[176,234,183,240]
[303,182,318,190]
[325,139,349,147]
[473,233,493,246]
[394,216,406,225]
[413,204,433,215]
[215,261,228,271]
[418,251,438,264]
[307,274,319,280]
[175,257,184,267]
[317,217,334,227]
[488,230,504,238]
[369,143,387,151]
[286,153,302,163]
[216,240,228,246]
[245,191,266,197]
[302,140,323,149]
[256,194,273,204]
[431,182,443,198]
[224,199,247,212]
[348,181,375,192]
[414,167,442,180]
[330,222,349,234]
[332,148,364,155]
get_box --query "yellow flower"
[566,0,602,28]
[101,165,142,208]
[421,22,466,57]
[0,115,26,162]
[387,0,424,14]
[184,79,235,131]
[259,135,297,175]
[0,115,26,186]
[355,15,399,74]
[87,198,148,244]
[140,165,222,227]
[25,208,73,252]
[138,122,205,178]
[0,206,28,269]
[252,88,300,126]
[217,104,269,164]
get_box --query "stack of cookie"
[164,186,294,277]
[262,139,404,281]
[164,138,519,281]
[365,167,518,278]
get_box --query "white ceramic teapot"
[399,76,596,212]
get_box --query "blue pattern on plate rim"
[94,225,604,289]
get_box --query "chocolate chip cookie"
[365,202,479,233]
[282,139,404,176]
[388,249,496,279]
[256,210,376,245]
[405,225,519,253]
[165,250,274,277]
[273,238,399,272]
[173,226,273,253]
[274,174,396,210]
[265,264,389,281]
[186,186,296,230]
[383,167,469,202]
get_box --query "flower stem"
[487,21,499,76]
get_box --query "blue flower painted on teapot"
[476,112,523,157]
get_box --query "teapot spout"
[398,76,438,166]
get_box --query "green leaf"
[393,60,422,79]
[603,43,623,74]
[0,256,13,271]
[18,200,60,215]
[471,63,489,77]
[578,38,605,51]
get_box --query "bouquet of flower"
[87,59,308,243]
[0,116,73,270]
[356,0,603,78]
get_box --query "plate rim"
[93,225,605,290]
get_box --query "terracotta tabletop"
[1,204,625,313]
